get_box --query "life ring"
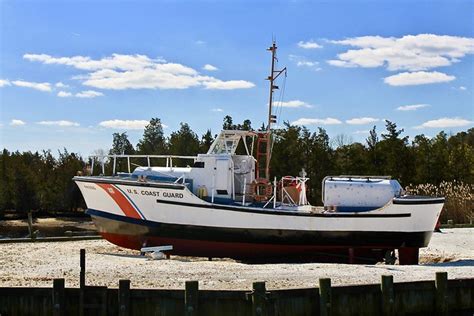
[250,178,273,202]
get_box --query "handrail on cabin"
[88,154,198,175]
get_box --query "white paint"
[76,180,443,236]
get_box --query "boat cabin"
[100,130,259,204]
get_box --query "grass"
[405,181,474,224]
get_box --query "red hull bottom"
[99,232,418,264]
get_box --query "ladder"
[255,132,270,180]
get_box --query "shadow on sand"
[98,252,145,259]
[423,259,474,267]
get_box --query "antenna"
[266,41,287,131]
[259,40,286,181]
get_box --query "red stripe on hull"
[99,232,390,263]
[96,183,142,219]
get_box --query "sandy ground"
[0,228,472,290]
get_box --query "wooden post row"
[52,278,65,316]
[435,272,448,316]
[319,278,332,316]
[252,281,267,316]
[80,249,86,288]
[185,280,199,316]
[381,275,395,316]
[119,279,131,316]
[79,249,86,316]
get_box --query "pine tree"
[168,123,200,165]
[136,118,167,154]
[200,129,214,153]
[110,132,135,155]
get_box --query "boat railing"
[88,154,198,175]
[329,175,392,180]
[239,174,309,208]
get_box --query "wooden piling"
[435,272,448,316]
[52,278,65,316]
[80,249,86,288]
[185,280,199,316]
[79,249,86,316]
[27,211,33,239]
[319,278,332,316]
[381,275,394,316]
[252,281,267,316]
[119,279,131,316]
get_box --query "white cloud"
[292,117,342,126]
[0,79,11,87]
[202,80,255,90]
[24,53,158,71]
[11,80,52,92]
[396,104,430,111]
[459,86,467,91]
[211,108,224,112]
[298,40,322,49]
[289,55,321,70]
[99,119,150,130]
[75,90,104,98]
[346,117,379,125]
[55,82,69,88]
[37,120,80,127]
[57,90,102,98]
[10,119,26,126]
[384,71,455,86]
[57,91,73,97]
[24,53,254,91]
[297,61,320,68]
[203,64,218,71]
[415,117,473,129]
[195,40,206,45]
[353,130,369,135]
[328,34,474,71]
[273,100,313,108]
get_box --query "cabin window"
[193,161,205,168]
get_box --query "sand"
[0,228,472,290]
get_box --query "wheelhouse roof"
[207,130,260,155]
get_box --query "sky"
[0,0,473,156]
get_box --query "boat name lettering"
[163,192,184,199]
[84,185,96,190]
[140,190,159,197]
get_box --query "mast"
[266,42,277,131]
[263,41,286,181]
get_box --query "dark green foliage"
[0,116,472,215]
[110,132,135,155]
[136,118,167,155]
[222,115,234,130]
[168,123,200,156]
[222,115,253,131]
[200,129,214,153]
[0,149,86,215]
[269,120,473,205]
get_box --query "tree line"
[0,116,472,217]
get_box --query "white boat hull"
[74,177,444,264]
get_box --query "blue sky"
[1,0,473,156]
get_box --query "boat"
[73,42,444,264]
